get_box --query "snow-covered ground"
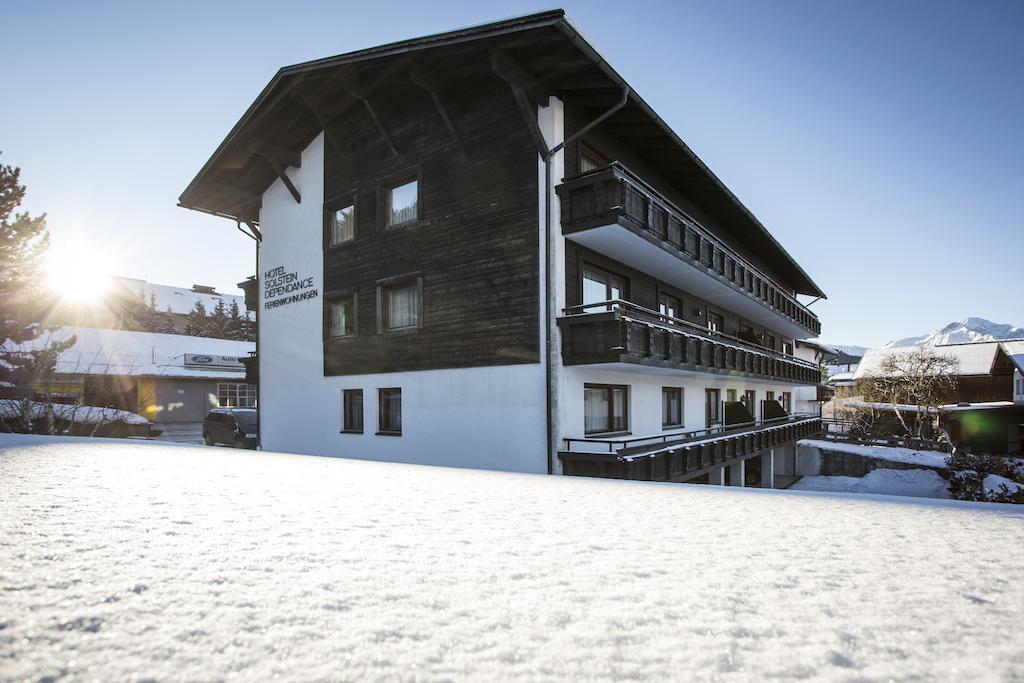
[799,438,948,468]
[2,434,1023,681]
[792,468,952,499]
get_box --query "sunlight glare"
[46,246,113,304]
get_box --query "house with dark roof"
[180,10,827,485]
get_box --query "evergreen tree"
[0,154,74,430]
[184,300,210,337]
[118,290,176,334]
[225,299,255,342]
[208,299,230,339]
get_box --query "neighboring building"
[109,277,253,334]
[794,340,835,414]
[851,341,1024,454]
[21,326,255,442]
[179,11,826,485]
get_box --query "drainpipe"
[237,220,262,450]
[542,86,630,474]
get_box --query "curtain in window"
[662,388,681,426]
[332,205,354,244]
[331,300,350,337]
[584,387,609,433]
[611,388,626,431]
[381,390,401,432]
[580,152,602,174]
[343,391,363,431]
[387,285,417,329]
[389,181,418,226]
[582,273,607,308]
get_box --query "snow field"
[1,435,1023,682]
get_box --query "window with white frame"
[381,281,419,331]
[218,383,256,408]
[329,295,355,338]
[330,203,355,245]
[387,180,418,227]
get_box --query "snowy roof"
[853,342,1002,379]
[1000,340,1024,375]
[112,276,252,319]
[796,339,837,355]
[2,435,1023,681]
[7,326,254,380]
[827,370,855,385]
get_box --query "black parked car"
[203,408,257,449]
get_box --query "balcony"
[560,414,822,482]
[557,300,821,384]
[556,163,821,339]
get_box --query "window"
[782,341,794,356]
[726,389,737,403]
[582,266,625,309]
[584,384,628,434]
[380,279,420,331]
[342,389,363,433]
[378,388,402,434]
[708,312,724,333]
[705,388,721,427]
[781,392,792,413]
[658,293,681,322]
[328,295,355,338]
[330,203,355,245]
[387,180,418,227]
[662,387,683,428]
[764,334,776,351]
[218,383,256,408]
[579,147,605,174]
[743,390,756,417]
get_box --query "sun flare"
[46,246,112,304]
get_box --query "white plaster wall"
[257,133,548,473]
[1015,369,1024,404]
[560,366,807,449]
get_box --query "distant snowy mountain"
[884,318,1024,348]
[830,345,867,357]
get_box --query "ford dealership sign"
[184,354,245,371]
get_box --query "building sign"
[184,354,246,371]
[263,265,318,310]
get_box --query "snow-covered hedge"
[946,451,1024,504]
[0,399,156,438]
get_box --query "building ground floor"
[256,357,821,483]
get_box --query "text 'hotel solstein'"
[180,10,830,487]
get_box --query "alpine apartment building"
[180,11,827,486]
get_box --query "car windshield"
[234,411,257,428]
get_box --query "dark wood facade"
[321,78,540,376]
[565,242,802,349]
[558,310,820,384]
[557,163,820,337]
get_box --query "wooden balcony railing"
[556,162,821,337]
[559,415,822,482]
[557,300,821,385]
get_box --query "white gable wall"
[257,133,547,472]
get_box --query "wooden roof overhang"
[178,9,825,298]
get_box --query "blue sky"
[5,0,1022,347]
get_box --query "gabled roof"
[1001,340,1024,375]
[178,10,825,298]
[11,326,254,380]
[852,342,1013,380]
[111,277,252,320]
